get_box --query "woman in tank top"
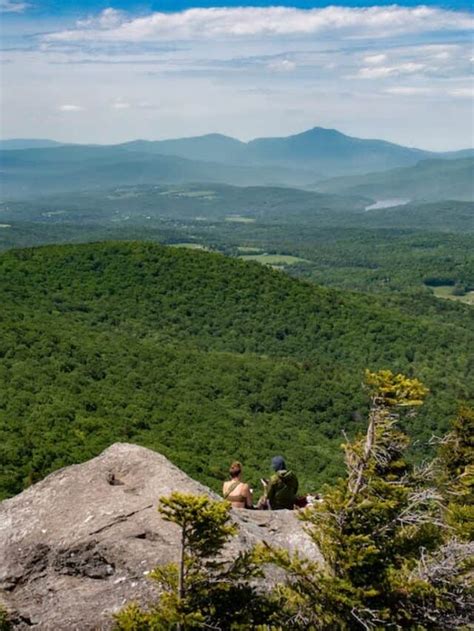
[222,461,253,509]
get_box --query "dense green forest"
[1,242,472,500]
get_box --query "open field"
[225,215,256,223]
[239,253,310,266]
[171,242,208,250]
[431,285,474,305]
[237,246,263,253]
[161,190,217,199]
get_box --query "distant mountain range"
[1,127,473,199]
[0,139,64,150]
[118,127,430,174]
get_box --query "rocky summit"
[0,443,321,630]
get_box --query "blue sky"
[1,1,473,148]
[5,0,473,12]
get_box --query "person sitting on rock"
[222,461,253,509]
[264,456,299,510]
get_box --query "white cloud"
[357,62,425,79]
[0,0,29,13]
[112,100,131,109]
[2,5,473,150]
[267,59,296,72]
[58,104,85,112]
[384,86,434,96]
[432,51,451,61]
[44,6,473,44]
[137,101,159,110]
[77,8,125,30]
[449,87,474,98]
[383,86,474,100]
[363,54,387,65]
[357,66,394,79]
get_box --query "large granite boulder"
[0,443,321,630]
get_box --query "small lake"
[365,199,411,211]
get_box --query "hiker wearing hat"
[263,456,299,510]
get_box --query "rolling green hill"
[317,157,474,202]
[0,146,314,198]
[0,186,472,303]
[357,200,474,232]
[1,242,472,500]
[0,183,368,225]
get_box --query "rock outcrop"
[0,443,321,630]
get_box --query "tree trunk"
[347,397,378,505]
[177,525,185,631]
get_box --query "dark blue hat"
[271,456,286,471]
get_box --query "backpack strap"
[223,480,241,499]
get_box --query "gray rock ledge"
[0,443,321,630]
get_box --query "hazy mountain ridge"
[0,145,315,198]
[0,139,64,151]
[4,127,472,165]
[316,157,474,202]
[246,127,430,172]
[0,127,472,200]
[114,127,432,174]
[119,133,248,165]
[2,127,473,200]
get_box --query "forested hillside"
[1,242,472,500]
[0,147,313,198]
[317,157,474,201]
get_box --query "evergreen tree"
[0,607,11,631]
[114,492,274,630]
[437,406,474,540]
[112,371,473,629]
[258,370,472,629]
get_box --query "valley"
[0,128,473,504]
[1,184,473,299]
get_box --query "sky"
[1,0,473,149]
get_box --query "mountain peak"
[297,126,346,138]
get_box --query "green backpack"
[268,470,298,509]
